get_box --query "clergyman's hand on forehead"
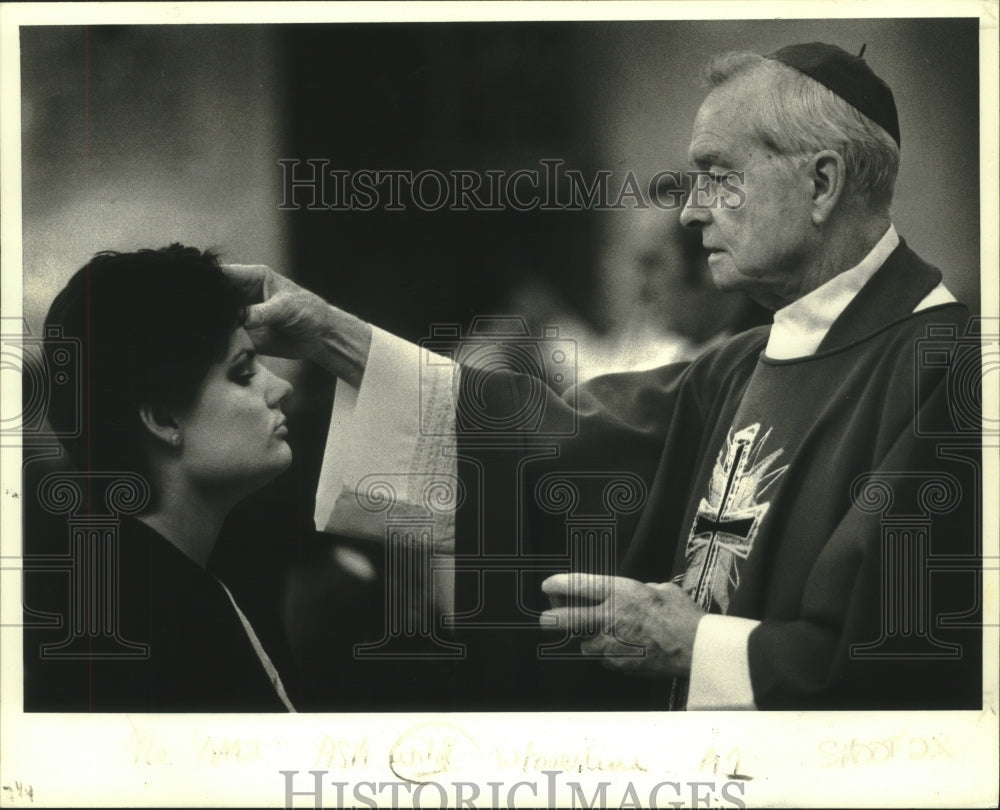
[221,264,372,387]
[219,263,303,304]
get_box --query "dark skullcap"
[766,42,900,147]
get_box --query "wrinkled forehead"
[687,73,770,166]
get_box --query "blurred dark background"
[19,19,980,710]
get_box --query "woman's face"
[176,328,293,495]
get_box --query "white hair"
[705,51,900,211]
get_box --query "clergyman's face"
[679,72,817,310]
[176,328,293,496]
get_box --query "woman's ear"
[138,402,182,448]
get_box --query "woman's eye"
[232,364,257,385]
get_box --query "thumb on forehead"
[243,298,279,330]
[221,263,270,300]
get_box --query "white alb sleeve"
[686,614,760,710]
[314,326,459,552]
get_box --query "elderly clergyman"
[227,43,981,709]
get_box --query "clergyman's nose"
[679,192,710,228]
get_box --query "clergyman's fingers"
[539,605,609,634]
[541,572,638,603]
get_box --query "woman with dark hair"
[30,244,298,711]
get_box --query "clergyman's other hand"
[541,573,704,678]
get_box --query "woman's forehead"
[223,328,255,361]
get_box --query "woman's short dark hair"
[44,244,246,475]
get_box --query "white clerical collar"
[765,224,900,360]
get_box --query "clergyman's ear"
[138,402,181,447]
[808,149,847,224]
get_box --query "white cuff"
[313,326,459,547]
[685,614,760,710]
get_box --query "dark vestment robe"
[452,240,982,710]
